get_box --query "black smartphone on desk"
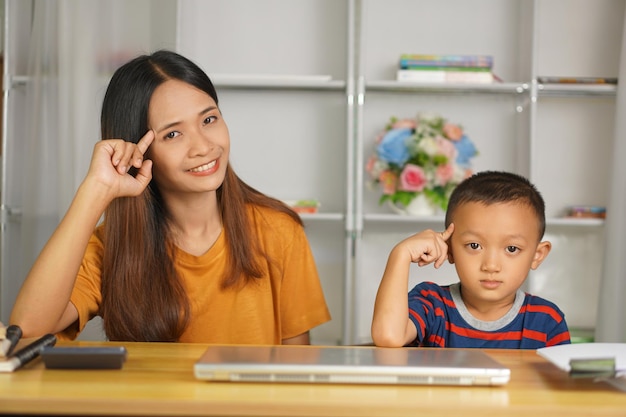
[41,346,127,369]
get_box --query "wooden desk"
[1,341,625,416]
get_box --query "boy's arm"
[371,245,418,347]
[371,226,454,347]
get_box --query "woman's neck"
[163,192,222,256]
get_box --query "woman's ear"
[530,240,552,270]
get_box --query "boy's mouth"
[480,280,502,290]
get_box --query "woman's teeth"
[189,160,216,172]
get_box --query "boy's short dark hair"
[445,171,546,239]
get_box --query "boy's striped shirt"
[407,282,571,349]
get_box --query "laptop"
[194,345,510,386]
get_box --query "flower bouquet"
[366,112,478,212]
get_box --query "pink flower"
[436,136,458,160]
[443,123,463,141]
[391,118,417,130]
[399,164,427,192]
[365,155,377,176]
[435,163,455,186]
[379,171,397,195]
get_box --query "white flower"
[417,136,439,156]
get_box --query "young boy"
[371,171,571,349]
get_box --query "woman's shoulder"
[91,224,106,246]
[247,203,302,231]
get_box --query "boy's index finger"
[137,130,155,154]
[441,223,455,241]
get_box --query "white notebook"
[194,345,510,386]
[537,343,626,373]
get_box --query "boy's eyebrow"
[456,229,530,241]
[154,106,217,133]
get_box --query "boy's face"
[447,201,551,314]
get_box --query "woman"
[9,50,331,344]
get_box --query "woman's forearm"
[9,179,113,337]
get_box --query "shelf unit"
[350,0,621,344]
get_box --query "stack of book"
[396,54,495,84]
[537,76,617,85]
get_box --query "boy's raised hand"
[398,223,455,269]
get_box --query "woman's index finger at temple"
[137,130,155,154]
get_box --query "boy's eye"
[506,246,519,253]
[469,242,480,250]
[165,131,180,140]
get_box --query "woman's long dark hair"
[99,50,301,342]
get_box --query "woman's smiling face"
[146,79,230,197]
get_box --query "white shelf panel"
[363,214,604,228]
[547,217,605,227]
[365,81,527,95]
[212,76,346,91]
[300,212,345,222]
[537,83,617,97]
[363,213,444,223]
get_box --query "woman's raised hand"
[86,130,154,199]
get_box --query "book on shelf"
[537,76,617,85]
[399,54,493,69]
[396,68,494,84]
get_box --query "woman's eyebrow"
[199,105,217,115]
[155,106,218,133]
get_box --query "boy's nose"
[480,252,501,272]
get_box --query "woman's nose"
[188,130,214,156]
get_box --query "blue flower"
[454,135,478,168]
[376,128,412,166]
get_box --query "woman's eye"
[203,115,217,125]
[165,131,180,140]
[506,246,519,253]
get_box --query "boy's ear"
[530,240,552,270]
[447,246,455,264]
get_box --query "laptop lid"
[194,345,510,386]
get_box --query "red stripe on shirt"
[417,297,434,312]
[450,323,522,341]
[521,328,547,343]
[420,285,455,308]
[427,334,446,347]
[526,304,563,323]
[409,309,426,337]
[420,289,443,303]
[547,331,571,346]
